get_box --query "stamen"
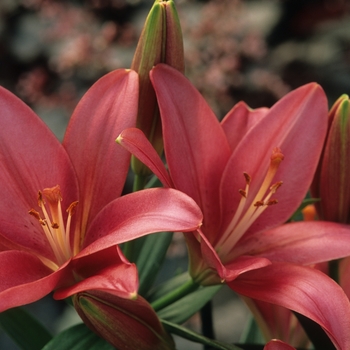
[29,185,77,266]
[217,147,284,257]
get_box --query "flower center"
[29,185,78,266]
[217,147,284,256]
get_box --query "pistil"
[217,148,284,256]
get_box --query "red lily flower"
[118,64,350,349]
[0,68,203,312]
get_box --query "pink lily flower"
[0,68,203,313]
[118,64,350,349]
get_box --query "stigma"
[29,185,78,266]
[218,148,284,255]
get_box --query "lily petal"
[55,246,138,299]
[63,69,139,234]
[0,251,72,312]
[150,64,231,240]
[220,83,328,237]
[77,188,203,257]
[117,127,173,187]
[0,87,78,259]
[234,221,350,265]
[196,229,271,284]
[221,101,269,151]
[54,264,138,300]
[229,263,350,350]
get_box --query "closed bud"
[311,95,350,223]
[131,0,184,177]
[73,290,175,350]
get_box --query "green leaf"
[136,231,174,296]
[157,285,221,324]
[0,307,52,350]
[147,272,190,303]
[162,319,243,350]
[42,323,114,350]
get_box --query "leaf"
[135,231,174,296]
[0,307,52,350]
[162,319,243,350]
[147,272,190,303]
[42,323,114,350]
[157,285,221,324]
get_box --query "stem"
[201,300,215,350]
[133,173,147,192]
[123,173,148,261]
[151,278,199,311]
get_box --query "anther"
[270,181,283,193]
[243,172,251,185]
[67,201,78,216]
[271,147,284,164]
[239,189,247,198]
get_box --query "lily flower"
[118,64,350,349]
[0,68,203,313]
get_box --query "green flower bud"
[131,0,184,177]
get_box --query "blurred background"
[1,0,350,348]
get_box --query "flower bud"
[73,290,175,350]
[131,0,184,176]
[311,95,350,223]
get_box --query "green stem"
[123,173,148,261]
[151,278,199,311]
[133,173,147,192]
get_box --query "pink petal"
[234,221,350,265]
[54,263,137,300]
[150,64,231,242]
[197,229,271,284]
[244,298,308,347]
[77,188,203,257]
[63,69,139,233]
[0,250,72,312]
[117,128,173,187]
[0,87,78,259]
[229,263,350,350]
[220,83,328,236]
[55,246,138,299]
[221,101,269,151]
